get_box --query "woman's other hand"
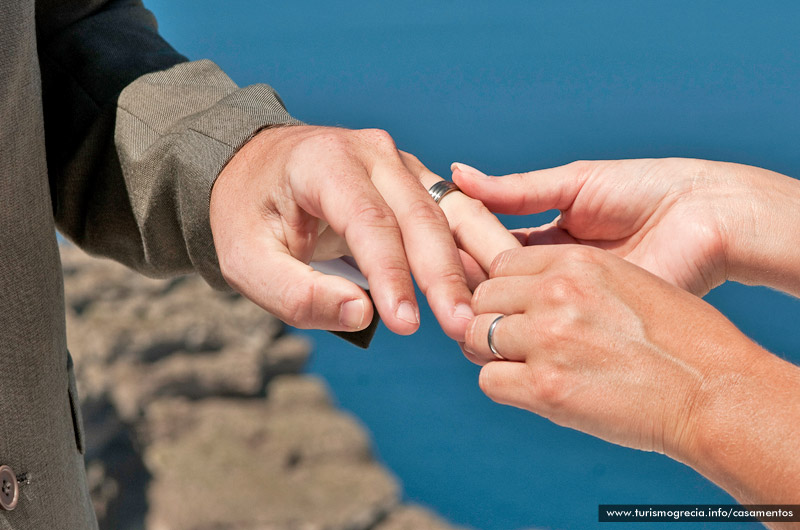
[453,158,800,297]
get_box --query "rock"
[61,244,471,530]
[374,506,469,530]
[64,245,309,421]
[101,334,310,422]
[266,375,332,411]
[142,397,399,530]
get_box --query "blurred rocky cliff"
[61,245,464,530]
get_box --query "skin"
[453,158,800,297]
[454,159,800,527]
[209,124,519,341]
[210,130,799,523]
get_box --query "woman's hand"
[400,152,521,289]
[465,245,800,512]
[465,244,743,453]
[453,158,800,297]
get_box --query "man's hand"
[453,158,800,297]
[209,125,518,340]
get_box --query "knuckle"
[471,281,490,308]
[564,159,603,196]
[374,255,411,279]
[565,159,594,180]
[358,128,396,149]
[426,266,466,294]
[531,365,567,408]
[278,280,318,328]
[461,344,486,367]
[406,198,449,227]
[489,248,519,278]
[464,318,483,352]
[544,275,578,305]
[478,366,494,396]
[543,308,581,346]
[351,203,398,229]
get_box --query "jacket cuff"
[175,78,303,290]
[163,61,377,348]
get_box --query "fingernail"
[339,299,366,329]
[395,301,419,326]
[453,303,474,321]
[451,162,489,179]
[460,342,476,356]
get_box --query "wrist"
[211,124,310,216]
[714,162,800,294]
[676,343,800,503]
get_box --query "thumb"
[451,161,588,215]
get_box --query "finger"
[523,224,579,246]
[403,153,521,272]
[471,276,536,315]
[226,236,374,332]
[459,249,488,291]
[479,361,536,411]
[465,312,530,363]
[489,244,590,278]
[290,149,419,335]
[451,161,590,215]
[510,229,531,246]
[458,341,489,366]
[369,155,475,340]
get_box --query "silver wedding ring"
[427,180,460,204]
[487,315,506,360]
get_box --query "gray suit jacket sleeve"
[37,0,378,347]
[37,0,301,289]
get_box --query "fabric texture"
[0,0,372,527]
[37,0,302,288]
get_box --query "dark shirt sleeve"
[36,0,378,347]
[36,0,300,289]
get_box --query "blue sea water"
[145,2,800,529]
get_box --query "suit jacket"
[1,0,304,527]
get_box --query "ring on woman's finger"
[487,315,506,360]
[427,180,461,204]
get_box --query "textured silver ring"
[427,180,461,204]
[487,315,506,360]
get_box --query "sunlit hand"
[453,158,800,297]
[210,125,519,340]
[465,244,741,451]
[465,245,800,513]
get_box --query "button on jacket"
[1,1,300,527]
